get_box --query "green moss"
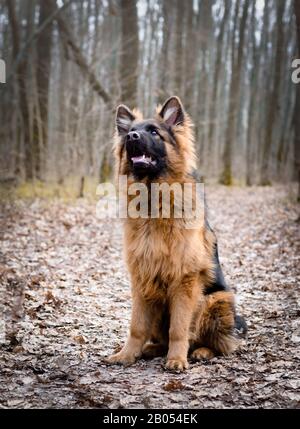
[99,156,113,183]
[219,168,233,186]
[0,176,101,202]
[260,179,272,186]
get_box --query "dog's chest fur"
[124,219,211,299]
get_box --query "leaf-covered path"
[0,186,299,408]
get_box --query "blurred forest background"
[1,1,300,409]
[0,0,300,192]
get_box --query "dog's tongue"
[131,155,152,164]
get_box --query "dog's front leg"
[166,278,200,371]
[107,291,150,366]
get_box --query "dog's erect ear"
[159,96,185,127]
[116,105,135,135]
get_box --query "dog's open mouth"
[131,154,157,166]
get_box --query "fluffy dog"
[107,96,246,371]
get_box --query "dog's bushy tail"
[234,315,248,338]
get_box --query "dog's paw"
[191,347,215,361]
[105,351,136,366]
[165,358,189,372]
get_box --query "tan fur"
[108,99,239,371]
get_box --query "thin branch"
[53,0,112,108]
[7,0,73,82]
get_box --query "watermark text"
[96,176,205,229]
[292,59,300,84]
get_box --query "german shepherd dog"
[107,96,247,371]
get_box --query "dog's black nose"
[127,131,140,141]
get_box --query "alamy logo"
[0,59,6,83]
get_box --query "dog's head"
[114,96,196,181]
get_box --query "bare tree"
[119,0,139,108]
[6,0,32,179]
[184,0,196,113]
[260,0,285,185]
[220,0,250,185]
[208,0,230,150]
[158,0,171,104]
[174,0,184,98]
[245,0,257,186]
[33,0,54,180]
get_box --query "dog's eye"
[151,129,158,136]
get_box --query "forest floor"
[0,185,299,409]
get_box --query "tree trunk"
[184,0,196,113]
[246,0,257,186]
[33,0,53,180]
[174,0,184,98]
[208,0,230,149]
[276,4,294,175]
[260,0,285,185]
[120,0,139,108]
[220,0,250,185]
[196,0,213,172]
[6,0,32,179]
[158,0,171,104]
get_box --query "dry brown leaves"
[0,185,299,408]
